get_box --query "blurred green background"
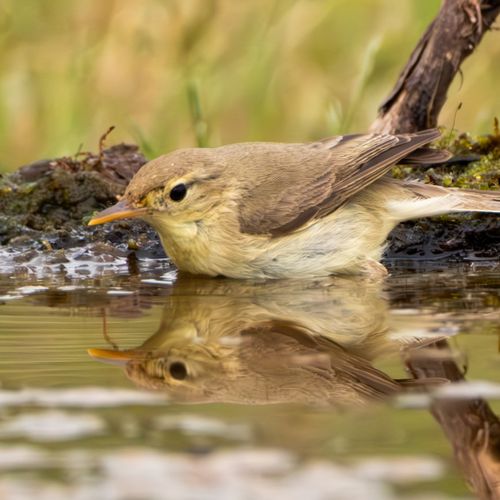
[0,0,499,172]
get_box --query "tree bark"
[371,0,500,134]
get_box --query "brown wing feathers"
[318,129,441,210]
[266,129,443,236]
[400,147,451,165]
[236,129,447,236]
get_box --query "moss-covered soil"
[386,126,499,264]
[0,142,164,268]
[392,124,500,190]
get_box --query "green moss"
[394,124,500,191]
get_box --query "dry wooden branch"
[371,0,500,134]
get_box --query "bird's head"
[88,148,227,228]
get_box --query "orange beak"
[87,199,147,226]
[87,347,147,365]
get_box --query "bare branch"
[371,0,500,134]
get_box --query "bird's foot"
[361,259,389,280]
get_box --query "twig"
[98,125,116,163]
[371,0,500,134]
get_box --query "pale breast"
[148,211,260,277]
[147,183,397,279]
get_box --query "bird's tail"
[387,181,500,222]
[448,187,500,213]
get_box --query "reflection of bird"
[88,129,499,278]
[89,277,435,407]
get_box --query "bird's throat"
[148,217,216,275]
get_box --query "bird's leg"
[361,258,389,279]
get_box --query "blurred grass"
[0,0,499,171]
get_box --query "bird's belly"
[153,204,392,279]
[250,205,393,278]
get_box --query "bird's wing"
[236,129,442,236]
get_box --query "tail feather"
[387,181,500,221]
[450,187,500,213]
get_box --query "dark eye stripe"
[169,183,187,201]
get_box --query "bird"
[88,276,436,406]
[88,129,500,279]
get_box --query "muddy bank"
[0,143,165,269]
[0,131,498,271]
[386,129,500,264]
[385,214,499,264]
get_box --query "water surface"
[0,261,499,499]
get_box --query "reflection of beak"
[87,199,147,226]
[87,347,146,366]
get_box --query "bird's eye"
[169,183,187,202]
[169,361,188,380]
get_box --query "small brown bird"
[88,129,500,278]
[87,277,405,406]
[88,277,441,405]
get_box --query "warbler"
[88,277,438,405]
[88,129,500,278]
[87,276,400,405]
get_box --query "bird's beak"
[87,199,147,226]
[87,347,146,366]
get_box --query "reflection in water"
[406,340,500,499]
[89,277,435,406]
[1,269,498,497]
[87,275,500,497]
